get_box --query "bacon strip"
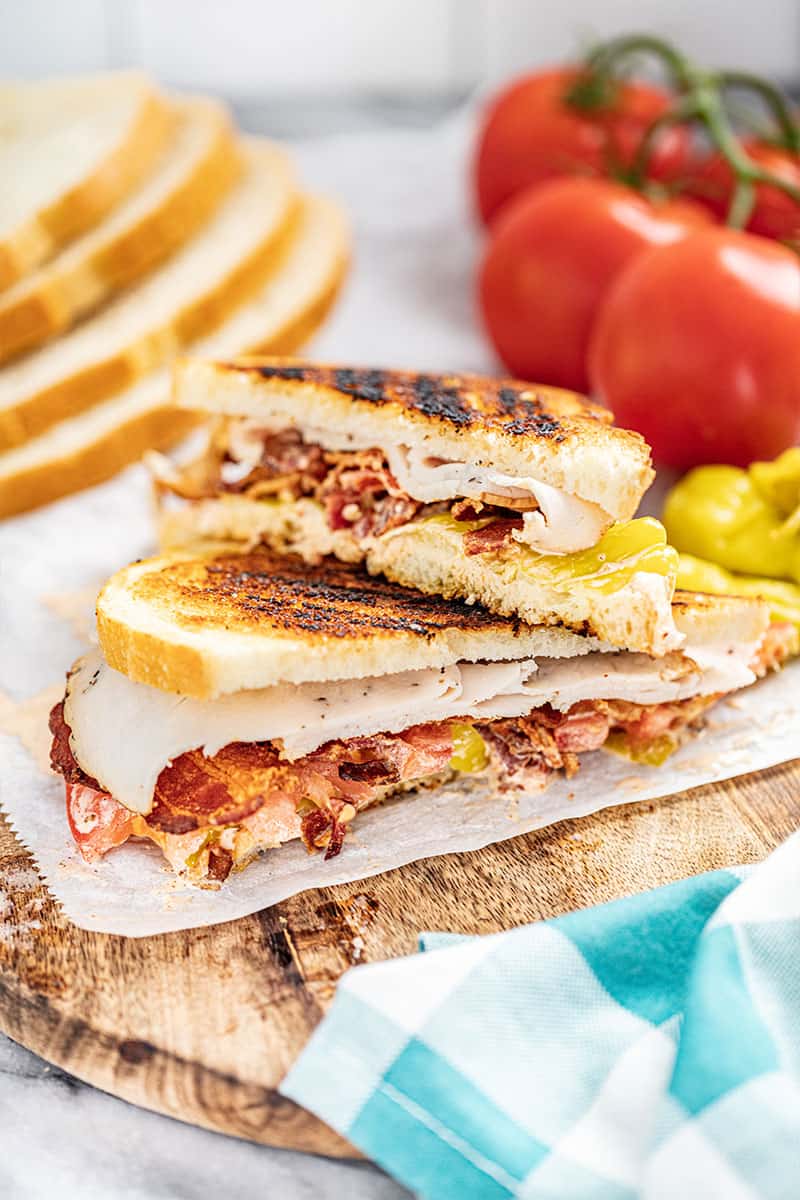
[150,742,283,834]
[158,427,539,546]
[463,518,525,556]
[52,651,779,879]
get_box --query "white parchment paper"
[1,115,799,936]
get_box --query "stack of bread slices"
[0,71,349,516]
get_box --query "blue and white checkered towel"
[282,833,800,1198]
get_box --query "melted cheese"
[225,418,611,554]
[64,639,758,817]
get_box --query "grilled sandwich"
[49,551,795,885]
[154,359,681,655]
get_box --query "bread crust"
[173,361,654,519]
[156,494,680,656]
[0,195,348,517]
[0,141,297,452]
[99,547,766,701]
[0,75,172,290]
[672,590,768,646]
[0,98,241,365]
[97,550,605,698]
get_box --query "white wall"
[0,0,797,95]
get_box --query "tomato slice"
[65,782,136,862]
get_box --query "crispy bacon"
[596,694,719,747]
[222,429,328,499]
[52,659,773,879]
[207,845,234,882]
[478,705,609,789]
[318,453,421,539]
[463,517,525,556]
[50,708,457,872]
[547,703,611,754]
[148,742,281,834]
[49,701,99,786]
[161,426,551,543]
[65,782,136,861]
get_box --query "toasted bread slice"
[0,194,349,516]
[0,140,296,451]
[96,549,609,698]
[671,590,771,648]
[155,493,679,656]
[0,72,171,290]
[173,362,654,521]
[95,546,769,701]
[0,97,241,363]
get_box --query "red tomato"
[688,141,800,241]
[478,176,709,392]
[475,67,692,225]
[589,228,800,467]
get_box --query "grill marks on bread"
[223,363,614,442]
[131,550,527,641]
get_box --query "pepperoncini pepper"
[449,723,488,773]
[676,553,800,633]
[663,449,800,583]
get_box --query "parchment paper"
[1,115,798,936]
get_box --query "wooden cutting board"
[1,761,799,1158]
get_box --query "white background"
[1,0,798,101]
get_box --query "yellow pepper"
[676,553,800,633]
[604,730,679,766]
[449,723,488,773]
[663,449,800,583]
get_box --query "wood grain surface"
[1,760,799,1158]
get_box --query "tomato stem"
[690,78,800,220]
[715,70,800,153]
[583,33,694,93]
[577,34,800,225]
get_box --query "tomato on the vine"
[475,67,693,225]
[478,176,709,392]
[589,228,800,467]
[688,140,800,241]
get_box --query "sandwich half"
[49,551,795,885]
[157,359,679,655]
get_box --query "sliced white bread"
[0,96,241,363]
[174,364,653,522]
[0,194,349,516]
[155,492,679,657]
[95,552,607,699]
[0,140,296,451]
[0,72,171,290]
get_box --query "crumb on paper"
[617,776,649,793]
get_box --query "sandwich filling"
[153,418,614,555]
[49,623,794,883]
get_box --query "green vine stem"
[580,33,695,94]
[716,70,800,153]
[570,33,800,230]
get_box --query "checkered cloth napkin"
[282,833,800,1198]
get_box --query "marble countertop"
[0,1035,408,1199]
